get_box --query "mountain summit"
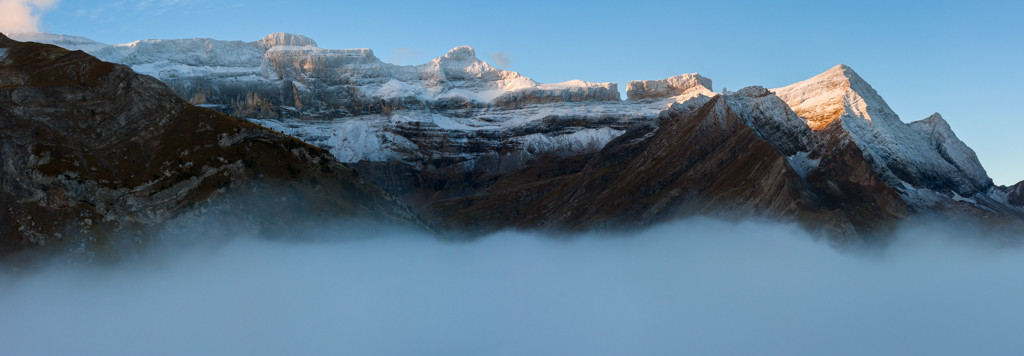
[774,64,993,201]
[773,64,886,130]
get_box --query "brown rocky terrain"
[426,96,908,243]
[0,34,417,259]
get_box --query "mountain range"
[2,32,1022,258]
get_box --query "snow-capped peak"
[771,64,900,130]
[911,112,949,132]
[774,64,993,199]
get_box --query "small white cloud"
[389,47,423,64]
[491,51,513,67]
[0,0,59,34]
[138,0,186,11]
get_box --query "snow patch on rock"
[952,191,977,204]
[251,117,415,163]
[521,128,624,156]
[786,151,821,179]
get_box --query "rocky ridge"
[8,32,1024,245]
[773,65,993,201]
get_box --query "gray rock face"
[626,73,713,100]
[1009,181,1024,207]
[0,34,417,259]
[724,86,813,156]
[908,113,992,193]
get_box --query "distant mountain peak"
[443,45,477,61]
[825,63,853,74]
[258,33,318,49]
[772,63,892,130]
[910,112,952,135]
[824,64,873,92]
[922,112,945,122]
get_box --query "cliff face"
[626,73,713,100]
[0,35,416,258]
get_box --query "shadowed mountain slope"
[0,34,417,258]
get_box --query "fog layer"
[2,219,1023,355]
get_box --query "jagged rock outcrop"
[0,34,417,258]
[1008,181,1024,207]
[256,33,317,48]
[723,86,813,155]
[626,73,712,100]
[908,112,989,189]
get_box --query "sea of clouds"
[2,218,1023,355]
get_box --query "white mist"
[1,219,1023,355]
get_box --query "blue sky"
[10,0,1024,184]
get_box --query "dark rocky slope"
[1008,181,1024,208]
[0,34,416,259]
[428,96,908,243]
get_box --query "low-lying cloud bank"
[2,219,1023,355]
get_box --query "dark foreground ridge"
[0,34,418,259]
